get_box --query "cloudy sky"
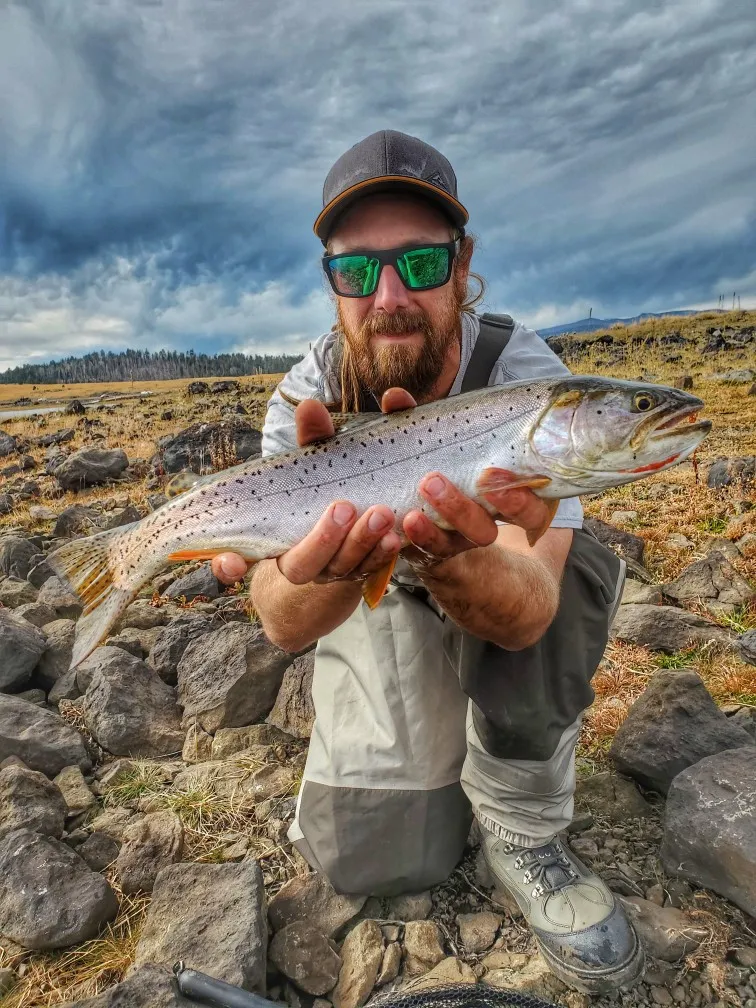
[1,0,754,372]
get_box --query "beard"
[336,281,464,403]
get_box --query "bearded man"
[212,131,643,995]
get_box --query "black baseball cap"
[314,130,469,242]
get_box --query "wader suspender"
[357,312,515,412]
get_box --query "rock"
[410,957,477,989]
[484,953,566,998]
[134,861,266,990]
[98,504,142,530]
[82,648,185,757]
[269,920,341,996]
[376,945,402,987]
[29,504,57,522]
[187,381,209,395]
[53,765,96,815]
[387,891,433,921]
[66,399,86,415]
[0,494,13,515]
[34,427,76,447]
[0,578,38,607]
[173,759,295,803]
[0,608,47,692]
[117,600,172,631]
[674,375,694,389]
[177,624,293,733]
[164,563,223,600]
[663,551,754,611]
[88,806,142,841]
[148,614,216,684]
[610,604,733,653]
[711,368,756,382]
[212,723,292,759]
[37,576,83,619]
[0,829,118,950]
[0,431,18,456]
[116,810,184,894]
[53,505,100,538]
[64,963,195,1007]
[0,764,66,837]
[609,668,754,793]
[731,706,756,740]
[34,618,76,691]
[210,380,240,393]
[331,920,383,1008]
[0,537,38,580]
[707,456,756,490]
[13,600,57,627]
[619,897,708,961]
[738,630,756,665]
[403,920,445,976]
[734,947,756,968]
[0,693,90,775]
[456,910,501,954]
[26,555,55,588]
[181,721,213,763]
[621,579,663,605]
[49,447,129,491]
[267,652,315,739]
[583,517,645,564]
[105,626,162,660]
[269,873,366,937]
[0,967,15,996]
[660,747,756,916]
[76,831,122,872]
[157,419,262,475]
[609,510,638,525]
[574,772,652,820]
[665,533,695,549]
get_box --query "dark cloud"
[1,0,754,368]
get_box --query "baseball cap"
[314,130,469,242]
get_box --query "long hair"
[336,230,486,412]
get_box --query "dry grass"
[0,375,284,407]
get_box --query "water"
[0,406,63,421]
[0,391,154,423]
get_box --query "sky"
[1,0,755,372]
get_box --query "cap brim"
[314,176,468,241]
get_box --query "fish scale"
[48,374,710,669]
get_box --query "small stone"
[0,967,16,996]
[116,810,184,893]
[610,510,638,524]
[268,872,366,937]
[181,721,214,763]
[621,579,663,605]
[455,910,502,954]
[37,575,83,619]
[387,891,432,921]
[645,883,666,906]
[88,806,142,841]
[482,951,530,970]
[666,533,695,549]
[331,920,383,1008]
[375,942,402,986]
[403,920,445,976]
[569,838,599,860]
[269,921,341,996]
[77,831,122,872]
[733,947,756,968]
[619,897,708,961]
[52,765,96,815]
[0,764,66,838]
[651,987,674,1005]
[211,723,292,759]
[410,957,477,989]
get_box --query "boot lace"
[502,840,579,899]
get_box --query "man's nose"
[372,264,410,313]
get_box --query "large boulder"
[583,517,645,564]
[53,504,100,538]
[0,764,66,838]
[661,747,756,917]
[331,920,384,1008]
[64,964,195,1007]
[157,419,261,474]
[0,432,18,457]
[663,550,754,612]
[0,537,38,580]
[267,652,315,739]
[49,447,129,491]
[0,694,90,775]
[164,563,223,601]
[0,609,47,692]
[34,618,76,691]
[610,604,733,653]
[0,829,118,949]
[148,614,216,685]
[269,920,341,995]
[609,668,754,793]
[177,624,292,733]
[574,771,651,821]
[618,898,707,962]
[0,578,38,608]
[739,629,756,665]
[268,872,365,937]
[37,576,84,620]
[707,455,756,490]
[133,861,267,992]
[82,648,184,757]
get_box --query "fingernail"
[368,511,389,532]
[220,558,239,578]
[332,503,354,526]
[425,475,445,498]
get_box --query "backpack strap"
[356,312,516,411]
[460,312,515,393]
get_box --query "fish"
[48,375,710,669]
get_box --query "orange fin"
[167,549,258,565]
[526,498,560,547]
[361,556,397,609]
[476,467,552,495]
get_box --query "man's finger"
[211,552,251,585]
[276,500,357,584]
[418,473,499,547]
[295,399,335,446]
[380,388,417,413]
[324,505,399,578]
[480,485,554,536]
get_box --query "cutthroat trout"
[49,375,710,668]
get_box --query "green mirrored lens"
[329,256,379,296]
[397,247,449,289]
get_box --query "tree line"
[0,349,304,385]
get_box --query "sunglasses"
[322,241,458,298]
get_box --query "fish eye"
[632,392,656,412]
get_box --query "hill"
[537,308,724,338]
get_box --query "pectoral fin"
[526,498,560,547]
[361,556,397,609]
[476,467,552,495]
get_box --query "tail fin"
[48,524,143,669]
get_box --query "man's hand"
[212,388,557,587]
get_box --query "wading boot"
[481,827,645,994]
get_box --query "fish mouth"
[650,405,712,439]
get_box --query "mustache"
[360,309,433,338]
